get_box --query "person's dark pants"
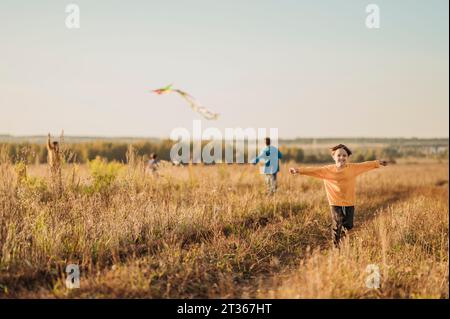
[330,206,355,247]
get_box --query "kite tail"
[174,89,219,120]
[152,86,219,120]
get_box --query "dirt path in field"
[241,184,448,298]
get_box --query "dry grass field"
[0,154,448,298]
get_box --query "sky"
[0,0,448,138]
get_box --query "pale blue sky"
[0,0,448,138]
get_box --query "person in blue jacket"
[252,137,283,195]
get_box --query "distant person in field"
[147,153,159,175]
[289,144,388,248]
[252,137,283,195]
[47,133,62,192]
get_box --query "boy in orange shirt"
[289,144,388,247]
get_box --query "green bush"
[87,156,124,194]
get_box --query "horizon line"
[1,134,449,141]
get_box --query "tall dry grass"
[261,195,448,298]
[0,151,448,298]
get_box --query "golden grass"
[0,158,448,298]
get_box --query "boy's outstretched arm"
[251,153,261,165]
[289,166,329,179]
[353,159,388,176]
[251,148,270,165]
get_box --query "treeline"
[0,140,175,164]
[280,137,449,146]
[1,140,448,165]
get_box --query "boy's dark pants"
[330,206,355,247]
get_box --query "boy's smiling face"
[332,148,349,168]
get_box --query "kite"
[152,84,219,120]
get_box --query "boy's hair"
[150,153,157,159]
[330,144,352,156]
[265,137,271,146]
